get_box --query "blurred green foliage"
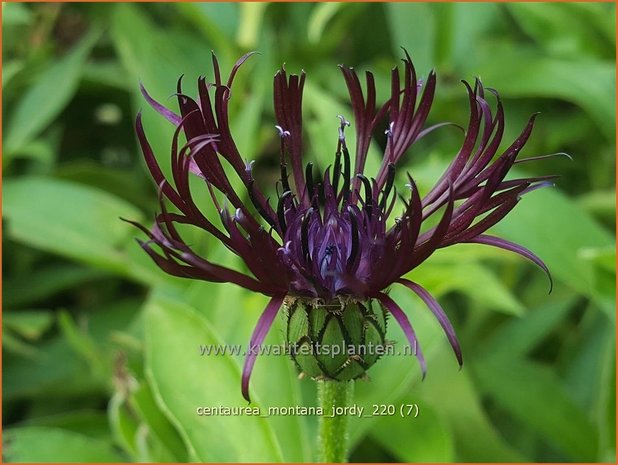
[3,2,615,462]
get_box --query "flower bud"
[285,298,388,380]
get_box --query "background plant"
[3,2,615,462]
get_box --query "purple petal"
[466,234,553,293]
[397,278,463,367]
[140,83,181,125]
[416,121,464,141]
[242,295,285,402]
[377,292,426,378]
[514,152,573,164]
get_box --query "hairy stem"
[317,380,354,463]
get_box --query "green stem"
[317,380,354,463]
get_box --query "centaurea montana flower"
[130,52,554,402]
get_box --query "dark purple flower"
[130,52,555,401]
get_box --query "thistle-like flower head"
[131,52,555,401]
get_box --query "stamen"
[275,126,292,192]
[301,208,313,263]
[379,163,396,211]
[247,180,279,231]
[275,125,291,138]
[277,191,292,234]
[341,145,351,202]
[346,208,359,269]
[385,121,395,138]
[245,160,255,179]
[357,174,374,218]
[332,151,342,196]
[305,162,315,201]
[337,114,350,142]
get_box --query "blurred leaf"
[4,138,57,170]
[411,262,524,315]
[177,3,239,57]
[449,3,500,71]
[417,356,525,461]
[3,330,39,358]
[4,264,107,308]
[474,357,598,461]
[472,46,615,140]
[55,160,152,211]
[578,189,616,225]
[82,60,133,90]
[2,3,33,27]
[3,426,125,463]
[493,188,614,315]
[599,343,616,460]
[108,392,140,458]
[507,3,614,59]
[3,177,158,283]
[129,382,187,462]
[371,400,454,462]
[386,3,435,75]
[579,245,616,274]
[4,310,54,340]
[144,294,284,462]
[481,298,575,361]
[3,60,25,87]
[18,410,112,441]
[58,310,107,380]
[237,3,268,48]
[4,28,100,157]
[4,334,104,402]
[308,3,342,44]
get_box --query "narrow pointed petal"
[397,278,463,366]
[241,295,285,402]
[140,83,181,125]
[377,292,426,378]
[466,234,553,292]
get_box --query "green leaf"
[58,310,106,380]
[4,310,54,340]
[4,337,101,401]
[237,3,268,49]
[2,3,33,27]
[3,177,159,284]
[4,28,100,156]
[473,357,598,461]
[492,188,614,309]
[3,60,25,88]
[177,3,239,58]
[108,392,140,458]
[410,262,525,315]
[18,410,112,441]
[129,382,187,462]
[385,3,435,75]
[471,46,615,140]
[370,401,454,462]
[506,3,615,59]
[143,295,283,462]
[3,330,39,358]
[480,298,575,360]
[3,426,125,462]
[308,3,343,44]
[416,355,525,461]
[4,265,108,308]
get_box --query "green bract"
[285,298,388,380]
